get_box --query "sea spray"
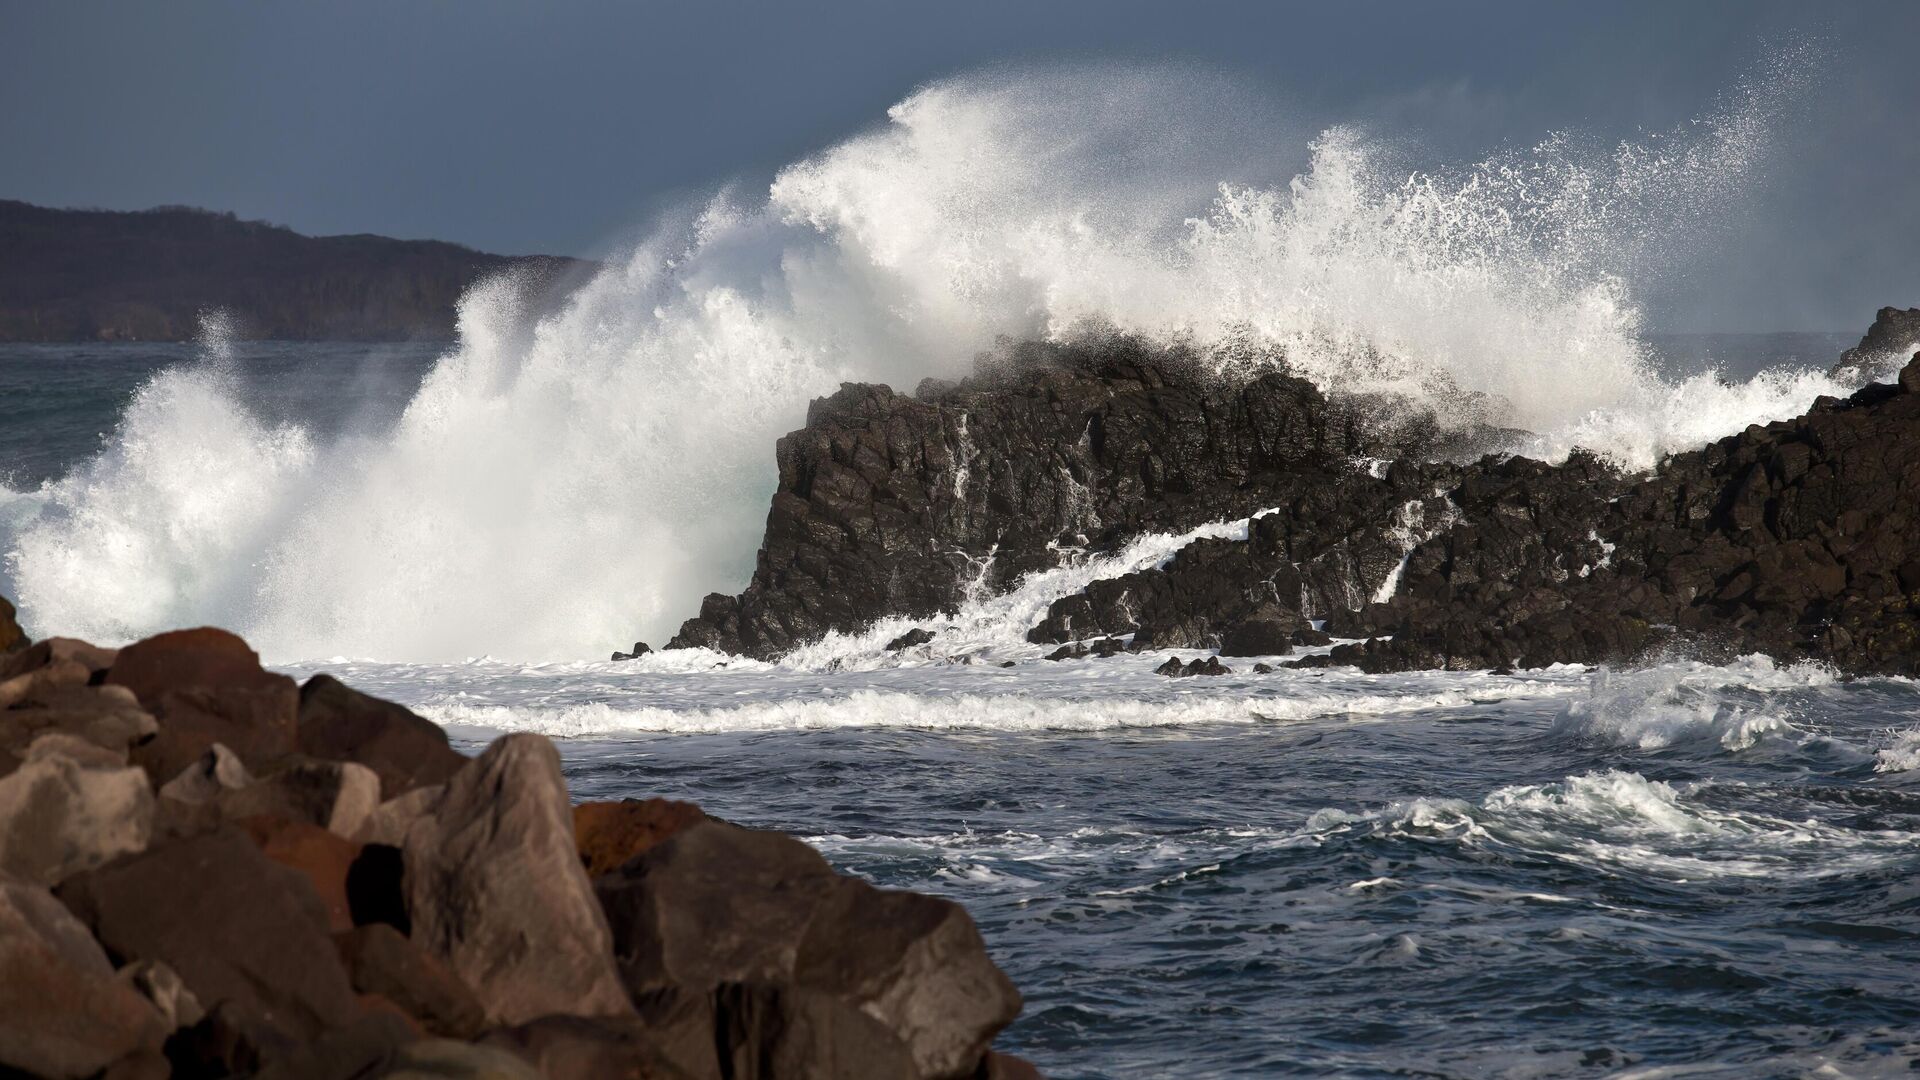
[4,63,1853,661]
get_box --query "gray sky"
[3,0,1916,332]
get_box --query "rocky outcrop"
[666,316,1920,678]
[0,617,1037,1077]
[670,337,1505,658]
[1833,306,1920,384]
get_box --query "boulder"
[55,826,361,1048]
[574,797,709,877]
[0,682,157,779]
[223,757,382,838]
[118,958,204,1033]
[106,628,299,784]
[333,924,486,1039]
[157,742,252,805]
[0,872,168,1078]
[611,642,654,662]
[1902,351,1920,395]
[239,815,364,933]
[598,820,1020,1079]
[398,734,632,1025]
[0,739,153,886]
[1218,618,1299,657]
[297,674,467,796]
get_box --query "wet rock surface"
[0,620,1037,1078]
[667,323,1920,677]
[668,337,1494,659]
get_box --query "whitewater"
[4,62,1920,1075]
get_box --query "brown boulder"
[0,872,168,1078]
[598,820,1021,1079]
[0,739,153,886]
[240,815,364,933]
[334,924,486,1039]
[574,797,708,877]
[398,733,632,1025]
[297,674,467,796]
[55,826,361,1047]
[106,628,300,784]
[0,636,120,683]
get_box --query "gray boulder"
[398,733,633,1025]
[0,739,153,886]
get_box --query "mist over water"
[1,63,1858,662]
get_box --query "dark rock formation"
[670,337,1496,659]
[1833,306,1920,383]
[611,641,654,662]
[668,318,1920,678]
[0,199,587,342]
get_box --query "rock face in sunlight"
[669,335,1507,659]
[1831,305,1920,384]
[0,620,1037,1079]
[675,321,1920,676]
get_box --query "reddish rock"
[238,815,362,933]
[55,826,360,1048]
[598,820,1021,1079]
[574,797,708,877]
[333,923,486,1039]
[0,872,168,1078]
[297,674,467,796]
[399,734,633,1025]
[107,628,299,785]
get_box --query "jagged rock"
[611,642,654,662]
[1902,351,1920,395]
[1833,306,1920,383]
[296,675,466,797]
[1218,618,1301,657]
[1,645,157,777]
[670,337,1436,659]
[1156,657,1231,678]
[397,734,633,1025]
[107,628,300,784]
[886,628,937,652]
[55,826,361,1049]
[1153,657,1182,677]
[0,596,23,654]
[1252,663,1275,674]
[574,798,709,877]
[597,819,1020,1079]
[0,739,153,885]
[334,924,486,1040]
[0,872,169,1078]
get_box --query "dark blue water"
[542,662,1920,1078]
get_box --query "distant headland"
[0,199,590,342]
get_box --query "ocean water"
[6,63,1920,1077]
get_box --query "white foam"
[1553,654,1836,751]
[4,62,1845,662]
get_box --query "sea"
[4,70,1919,1076]
[6,332,1920,1078]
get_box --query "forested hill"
[0,199,589,341]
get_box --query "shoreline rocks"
[0,621,1039,1078]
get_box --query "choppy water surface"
[286,652,1920,1078]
